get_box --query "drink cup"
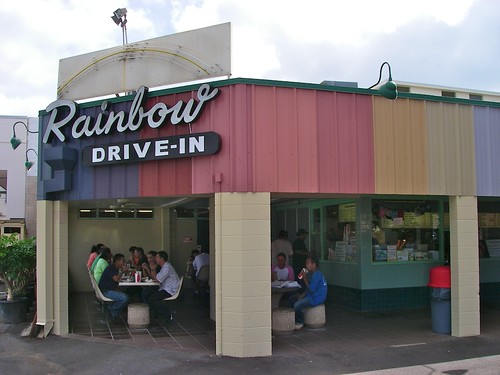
[298,268,308,280]
[135,271,142,283]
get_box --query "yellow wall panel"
[373,97,428,194]
[426,103,476,195]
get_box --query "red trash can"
[428,266,451,334]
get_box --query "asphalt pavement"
[2,319,500,375]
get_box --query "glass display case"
[371,199,441,263]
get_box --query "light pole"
[111,8,128,45]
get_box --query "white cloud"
[0,0,497,117]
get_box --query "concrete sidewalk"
[2,316,500,375]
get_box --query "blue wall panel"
[38,99,140,201]
[475,107,500,196]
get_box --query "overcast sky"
[1,0,498,117]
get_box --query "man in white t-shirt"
[192,249,209,277]
[271,230,293,265]
[192,249,210,294]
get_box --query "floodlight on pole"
[111,8,128,45]
[10,121,38,150]
[368,61,398,100]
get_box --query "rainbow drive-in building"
[32,23,500,357]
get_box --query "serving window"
[371,199,443,263]
[323,202,357,263]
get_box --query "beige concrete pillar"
[52,201,69,335]
[36,200,54,337]
[209,196,216,321]
[449,196,480,337]
[215,192,271,357]
[36,200,69,336]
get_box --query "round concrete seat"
[304,304,326,328]
[272,307,295,335]
[127,303,150,329]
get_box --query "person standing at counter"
[271,230,293,266]
[290,254,327,330]
[292,229,310,278]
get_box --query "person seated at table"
[142,250,161,279]
[86,243,104,269]
[185,249,200,278]
[143,251,180,321]
[129,246,148,270]
[98,253,129,322]
[271,252,294,282]
[89,244,107,273]
[289,253,327,330]
[91,246,112,284]
[192,248,210,295]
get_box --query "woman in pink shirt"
[86,243,103,269]
[271,252,294,281]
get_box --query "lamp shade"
[378,80,398,100]
[111,14,121,25]
[10,136,22,150]
[25,161,34,170]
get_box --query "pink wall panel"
[316,92,374,193]
[275,88,300,191]
[138,82,376,196]
[295,89,319,192]
[252,86,280,191]
[317,92,340,192]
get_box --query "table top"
[119,279,159,287]
[271,280,301,293]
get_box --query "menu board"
[479,213,500,227]
[339,203,356,223]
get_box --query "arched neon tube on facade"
[25,148,38,171]
[368,61,398,100]
[10,121,38,150]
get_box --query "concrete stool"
[304,304,326,328]
[127,303,150,329]
[272,307,295,335]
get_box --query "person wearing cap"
[292,228,310,278]
[271,230,293,266]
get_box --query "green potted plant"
[0,235,36,323]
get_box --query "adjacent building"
[0,115,38,238]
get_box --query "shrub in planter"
[0,235,36,301]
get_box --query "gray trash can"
[428,265,451,334]
[430,287,451,334]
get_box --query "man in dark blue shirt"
[290,253,327,330]
[98,253,129,321]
